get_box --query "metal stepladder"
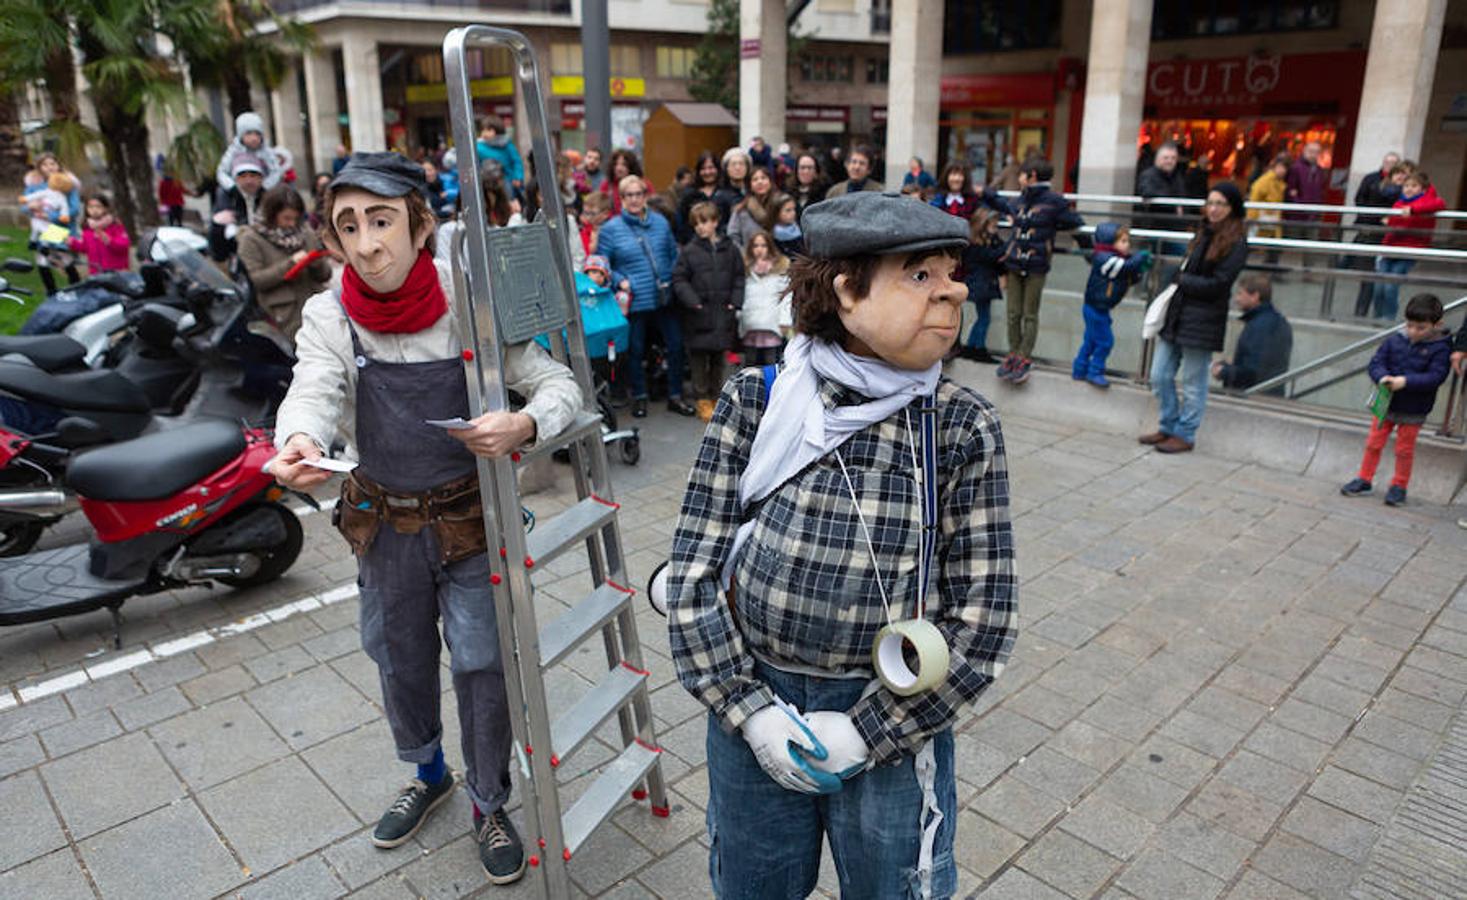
[442,26,670,899]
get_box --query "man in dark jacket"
[1213,273,1292,393]
[1350,152,1402,316]
[1135,142,1187,232]
[979,157,1084,384]
[208,154,266,261]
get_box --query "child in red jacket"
[67,194,131,275]
[1372,169,1444,320]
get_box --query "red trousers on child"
[1358,419,1422,489]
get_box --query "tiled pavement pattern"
[1,394,1466,900]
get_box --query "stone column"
[341,32,386,153]
[884,0,942,187]
[269,58,305,174]
[1076,0,1152,196]
[302,49,340,175]
[1348,0,1446,198]
[739,0,786,149]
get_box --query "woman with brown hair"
[727,166,778,251]
[236,184,331,339]
[600,148,649,215]
[1140,182,1250,454]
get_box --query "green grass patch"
[0,225,53,335]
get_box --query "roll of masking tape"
[873,619,949,696]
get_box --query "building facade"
[252,0,1462,208]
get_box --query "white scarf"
[721,333,940,587]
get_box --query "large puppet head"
[320,152,437,294]
[790,191,969,371]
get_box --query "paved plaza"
[1,374,1465,900]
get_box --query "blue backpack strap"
[760,363,779,408]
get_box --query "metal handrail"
[1242,295,1467,396]
[997,190,1467,221]
[1063,225,1467,263]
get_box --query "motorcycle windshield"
[152,237,237,294]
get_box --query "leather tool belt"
[332,470,488,564]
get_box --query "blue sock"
[417,748,446,786]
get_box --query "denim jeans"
[705,661,958,899]
[964,299,991,352]
[1372,257,1415,321]
[1150,337,1212,444]
[1073,305,1115,379]
[626,306,686,401]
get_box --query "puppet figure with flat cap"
[666,191,1018,899]
[271,152,581,886]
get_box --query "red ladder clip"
[605,580,635,595]
[621,660,649,676]
[634,737,663,754]
[589,493,620,509]
[631,788,648,800]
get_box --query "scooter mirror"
[646,560,670,617]
[55,417,109,447]
[2,258,33,273]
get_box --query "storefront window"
[1139,117,1341,188]
[1151,0,1338,40]
[942,0,1060,54]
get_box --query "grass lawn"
[0,225,53,335]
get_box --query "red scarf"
[339,249,447,334]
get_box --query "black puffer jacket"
[1160,227,1249,352]
[671,236,745,352]
[979,182,1083,275]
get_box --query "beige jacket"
[274,259,582,456]
[236,227,332,340]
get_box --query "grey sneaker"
[475,807,527,884]
[1340,478,1372,497]
[372,773,456,848]
[1384,485,1407,507]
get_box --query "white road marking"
[2,581,360,711]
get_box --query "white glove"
[795,712,870,784]
[742,698,830,794]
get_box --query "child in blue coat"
[1341,293,1453,507]
[1072,223,1151,387]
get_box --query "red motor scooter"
[0,418,306,647]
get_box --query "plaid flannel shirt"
[667,367,1017,764]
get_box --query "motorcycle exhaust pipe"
[0,487,76,514]
[170,553,260,583]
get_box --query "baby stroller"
[538,271,640,465]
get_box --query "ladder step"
[551,662,646,766]
[562,739,662,856]
[540,583,633,670]
[525,495,618,571]
[515,408,603,464]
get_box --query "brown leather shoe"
[1137,431,1169,445]
[1154,436,1194,454]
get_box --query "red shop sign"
[940,72,1056,108]
[1145,50,1366,117]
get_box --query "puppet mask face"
[836,252,966,371]
[329,188,427,293]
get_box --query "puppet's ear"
[833,273,859,313]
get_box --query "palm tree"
[0,87,27,189]
[187,0,316,122]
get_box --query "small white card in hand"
[302,457,357,473]
[425,417,475,430]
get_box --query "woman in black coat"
[1140,181,1249,454]
[676,151,728,243]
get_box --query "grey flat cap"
[330,151,430,202]
[802,191,969,258]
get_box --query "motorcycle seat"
[0,334,86,372]
[0,359,149,414]
[67,418,246,502]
